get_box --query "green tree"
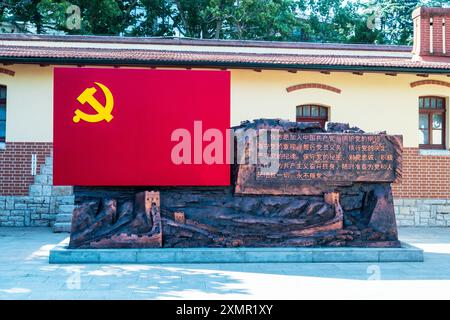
[224,0,305,41]
[1,0,45,33]
[169,0,233,38]
[64,0,132,35]
[128,0,175,37]
[366,0,421,45]
[302,0,362,43]
[0,0,141,35]
[0,0,448,44]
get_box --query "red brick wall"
[420,17,430,55]
[393,147,450,199]
[413,8,450,58]
[0,142,52,196]
[286,83,342,94]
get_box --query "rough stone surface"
[0,155,75,228]
[69,191,162,249]
[395,198,450,227]
[233,119,402,195]
[326,122,366,133]
[70,120,402,248]
[72,183,400,248]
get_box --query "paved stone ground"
[0,227,449,300]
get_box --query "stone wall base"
[0,154,74,228]
[0,194,73,227]
[395,198,450,226]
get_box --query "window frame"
[296,104,329,128]
[419,96,446,150]
[0,85,6,143]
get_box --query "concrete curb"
[49,242,424,264]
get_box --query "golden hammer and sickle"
[73,82,114,123]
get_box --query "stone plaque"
[235,132,402,195]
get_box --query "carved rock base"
[70,183,399,248]
[69,191,162,249]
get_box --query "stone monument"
[68,119,402,248]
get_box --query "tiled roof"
[0,38,449,73]
[0,33,412,52]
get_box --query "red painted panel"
[53,68,230,186]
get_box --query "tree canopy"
[0,0,449,45]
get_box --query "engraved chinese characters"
[237,131,402,195]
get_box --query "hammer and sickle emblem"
[73,82,114,123]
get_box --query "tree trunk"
[215,19,222,39]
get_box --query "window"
[419,96,446,149]
[296,105,328,128]
[0,86,6,142]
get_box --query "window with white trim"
[419,96,446,150]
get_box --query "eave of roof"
[4,57,450,74]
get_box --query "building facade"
[0,7,450,231]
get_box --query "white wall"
[0,64,53,142]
